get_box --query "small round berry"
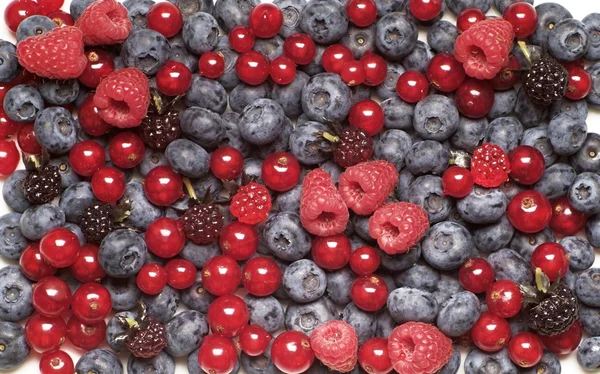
[0,140,19,176]
[69,244,106,283]
[210,146,244,180]
[351,275,388,312]
[0,109,20,140]
[282,33,316,66]
[502,2,538,39]
[530,242,569,282]
[220,221,259,261]
[79,49,114,88]
[358,337,393,374]
[108,132,145,169]
[442,166,474,198]
[136,263,167,295]
[271,331,315,374]
[486,280,523,318]
[145,217,186,258]
[4,0,39,32]
[322,44,354,74]
[229,25,255,53]
[143,166,184,206]
[457,8,486,33]
[199,51,225,79]
[36,0,64,15]
[566,65,592,100]
[426,53,466,92]
[91,167,126,203]
[360,51,387,86]
[17,123,42,155]
[32,276,71,317]
[65,315,106,350]
[242,257,282,296]
[349,245,380,275]
[491,55,521,91]
[396,70,429,103]
[165,258,197,290]
[69,140,106,176]
[146,1,183,38]
[236,51,270,85]
[207,294,249,337]
[340,60,366,86]
[507,332,543,368]
[549,196,588,236]
[40,228,81,268]
[39,350,74,374]
[20,243,57,281]
[346,0,377,27]
[455,78,495,118]
[48,10,74,27]
[71,282,112,324]
[539,321,582,355]
[507,190,552,234]
[261,152,301,192]
[471,312,511,352]
[239,325,272,356]
[409,0,443,21]
[249,3,283,38]
[78,94,111,136]
[270,56,297,85]
[508,145,545,185]
[156,60,193,97]
[25,314,66,353]
[349,99,384,136]
[458,258,495,293]
[311,234,352,270]
[202,255,241,296]
[198,335,238,374]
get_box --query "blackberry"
[113,301,167,358]
[21,165,61,204]
[139,109,182,150]
[80,203,113,244]
[319,126,373,168]
[524,280,579,336]
[181,204,223,244]
[524,57,569,106]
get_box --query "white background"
[0,0,598,372]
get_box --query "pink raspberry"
[368,202,429,255]
[310,321,358,372]
[75,0,131,46]
[94,68,150,128]
[338,160,398,215]
[16,26,87,80]
[300,168,349,236]
[454,19,515,80]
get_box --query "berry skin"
[426,53,466,93]
[229,26,255,53]
[502,2,538,39]
[4,0,39,32]
[539,320,582,355]
[48,10,74,27]
[94,67,150,128]
[75,0,131,46]
[508,145,545,185]
[249,3,283,38]
[20,243,57,281]
[91,167,126,203]
[220,221,259,260]
[146,1,183,38]
[486,280,523,318]
[311,234,352,270]
[145,217,186,258]
[17,123,42,155]
[530,242,569,282]
[409,0,443,21]
[507,190,552,234]
[78,94,111,136]
[349,99,384,136]
[346,0,377,27]
[69,244,106,283]
[239,325,272,356]
[242,257,282,296]
[455,78,495,118]
[230,182,272,225]
[490,54,521,91]
[0,140,19,176]
[270,56,297,85]
[339,160,398,215]
[139,105,181,151]
[323,44,354,74]
[236,51,270,85]
[360,51,387,86]
[456,8,486,33]
[201,255,241,296]
[271,331,315,374]
[261,152,301,192]
[32,276,71,318]
[471,143,511,188]
[40,228,80,268]
[210,146,244,180]
[396,70,429,103]
[458,258,495,294]
[181,203,223,245]
[471,312,511,352]
[524,57,569,106]
[39,350,74,374]
[108,132,145,169]
[136,263,167,295]
[566,65,592,100]
[349,246,380,275]
[351,275,388,312]
[207,295,249,338]
[368,202,430,255]
[359,338,393,374]
[507,332,543,368]
[79,203,113,245]
[454,19,515,80]
[69,140,106,177]
[198,335,238,374]
[0,110,20,141]
[199,51,225,79]
[71,282,112,324]
[311,320,359,372]
[65,315,106,350]
[79,49,115,88]
[388,322,453,374]
[330,127,374,168]
[25,314,66,353]
[283,33,317,65]
[22,165,61,205]
[340,61,366,86]
[165,258,197,290]
[300,168,349,237]
[549,196,588,236]
[442,166,474,198]
[143,166,184,206]
[156,60,192,97]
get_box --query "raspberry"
[310,321,359,372]
[94,68,150,129]
[454,19,514,80]
[300,168,349,236]
[75,0,131,46]
[230,182,272,225]
[368,202,429,255]
[338,160,398,215]
[388,322,453,374]
[16,26,87,80]
[470,143,511,188]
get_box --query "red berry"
[32,276,71,318]
[236,51,270,85]
[455,78,495,118]
[457,8,486,33]
[79,49,115,88]
[242,257,282,296]
[108,131,145,169]
[165,258,197,290]
[156,60,192,97]
[74,0,131,46]
[261,152,301,192]
[358,338,393,374]
[78,94,111,136]
[426,53,466,92]
[507,332,543,368]
[539,321,582,355]
[0,140,19,176]
[229,25,255,53]
[346,0,377,27]
[239,325,272,356]
[25,314,66,353]
[471,312,511,352]
[360,51,387,86]
[70,282,112,323]
[143,166,184,206]
[458,258,495,293]
[322,44,354,74]
[271,331,315,374]
[220,221,259,261]
[4,0,39,32]
[442,166,474,198]
[40,228,80,268]
[20,243,57,281]
[249,3,283,38]
[396,70,429,103]
[283,33,317,65]
[39,350,74,374]
[503,2,537,39]
[136,263,167,295]
[310,320,359,372]
[0,110,19,140]
[369,202,430,255]
[210,146,244,180]
[349,99,384,136]
[17,123,42,155]
[409,0,443,21]
[339,160,397,215]
[91,167,126,203]
[270,56,297,85]
[207,294,249,337]
[36,0,64,15]
[351,275,388,312]
[147,1,183,38]
[490,54,521,91]
[69,244,106,283]
[199,51,225,79]
[508,145,545,185]
[507,190,552,234]
[486,280,523,318]
[69,140,106,177]
[202,255,241,296]
[145,217,186,258]
[311,234,352,270]
[230,182,272,225]
[566,65,592,100]
[66,315,106,350]
[349,245,380,275]
[48,10,74,27]
[470,143,511,188]
[197,335,238,374]
[549,196,588,236]
[340,60,366,86]
[530,242,569,282]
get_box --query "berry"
[454,18,515,80]
[69,140,106,176]
[145,217,186,258]
[201,255,241,296]
[270,56,297,85]
[79,203,113,245]
[490,54,521,90]
[539,320,582,355]
[249,3,283,38]
[339,160,398,215]
[242,257,282,296]
[524,57,569,106]
[69,244,106,283]
[78,94,111,136]
[351,275,388,312]
[143,166,184,206]
[503,2,537,38]
[508,145,545,185]
[340,60,366,86]
[32,276,71,318]
[311,234,351,270]
[39,350,74,374]
[359,338,392,374]
[207,295,249,337]
[261,152,301,192]
[486,280,523,318]
[220,221,259,260]
[94,67,150,128]
[156,60,192,97]
[19,243,57,281]
[300,168,349,236]
[323,44,354,74]
[25,314,66,353]
[565,65,592,100]
[21,165,61,205]
[456,8,486,33]
[139,105,181,151]
[230,182,272,225]
[526,281,579,336]
[236,51,270,86]
[116,303,168,358]
[346,0,377,27]
[349,245,380,275]
[458,258,495,294]
[165,258,196,290]
[71,282,112,323]
[146,2,183,38]
[470,143,511,188]
[210,146,244,180]
[549,196,588,236]
[108,132,145,169]
[530,242,569,282]
[348,99,383,136]
[507,190,552,234]
[91,167,126,203]
[0,110,19,141]
[271,331,315,374]
[455,78,495,118]
[410,0,443,21]
[229,25,255,53]
[181,203,223,245]
[471,312,511,352]
[75,0,131,46]
[426,53,466,92]
[239,325,272,356]
[442,166,474,198]
[66,315,106,350]
[17,123,42,155]
[283,33,316,65]
[197,335,238,374]
[0,140,19,176]
[199,51,225,79]
[396,70,429,103]
[4,0,39,32]
[323,126,373,168]
[40,228,80,268]
[360,51,387,86]
[368,202,430,255]
[136,263,167,295]
[311,320,359,372]
[507,332,543,368]
[388,322,453,374]
[48,10,74,27]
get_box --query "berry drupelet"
[21,165,61,205]
[79,203,113,245]
[113,301,167,358]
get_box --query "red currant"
[249,3,283,38]
[145,217,186,258]
[340,60,366,86]
[136,263,167,295]
[48,10,74,27]
[0,139,19,176]
[69,140,106,177]
[349,99,384,136]
[311,234,351,270]
[458,258,495,293]
[207,294,249,337]
[539,321,582,355]
[360,51,387,86]
[156,60,193,97]
[242,257,282,296]
[32,276,71,318]
[71,282,112,323]
[25,314,66,353]
[4,0,39,32]
[409,0,443,22]
[201,255,241,296]
[358,337,393,374]
[36,0,63,15]
[350,275,388,312]
[507,190,552,234]
[143,166,184,206]
[79,49,115,88]
[261,152,301,192]
[508,145,545,185]
[239,324,272,356]
[396,70,429,103]
[197,335,238,374]
[165,258,197,290]
[229,25,255,53]
[0,109,19,140]
[566,65,592,100]
[17,123,42,155]
[455,78,495,118]
[146,1,183,38]
[486,280,523,318]
[426,53,466,92]
[471,312,511,352]
[271,331,315,374]
[490,55,521,91]
[91,167,126,203]
[507,332,543,368]
[283,33,317,65]
[346,0,378,27]
[69,244,106,283]
[349,246,380,275]
[236,51,270,85]
[442,166,474,198]
[66,315,106,350]
[270,56,296,85]
[40,228,80,268]
[220,221,259,261]
[503,2,538,39]
[456,8,486,33]
[530,242,569,282]
[39,350,74,374]
[78,94,111,136]
[549,196,588,236]
[199,51,226,79]
[210,146,244,180]
[20,243,57,281]
[322,44,354,74]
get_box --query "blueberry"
[323,266,353,305]
[106,311,137,351]
[588,213,600,248]
[487,88,516,120]
[185,75,228,114]
[299,0,348,44]
[486,117,523,153]
[240,353,280,374]
[214,48,241,90]
[118,181,163,231]
[372,0,406,16]
[137,149,169,177]
[53,156,84,192]
[380,245,421,272]
[521,126,558,166]
[427,20,458,54]
[187,347,203,374]
[404,140,449,175]
[548,19,590,62]
[532,163,575,200]
[297,44,324,77]
[39,79,80,106]
[401,41,433,74]
[0,322,29,371]
[171,0,215,19]
[570,133,600,173]
[576,268,600,307]
[432,273,464,305]
[559,236,594,271]
[0,213,27,261]
[550,98,588,120]
[221,112,252,157]
[76,349,123,374]
[180,107,225,148]
[0,41,19,83]
[579,337,600,371]
[271,71,310,117]
[285,297,337,335]
[283,259,327,303]
[584,13,600,61]
[70,0,96,20]
[301,73,352,123]
[254,36,285,61]
[464,348,517,374]
[530,2,573,46]
[413,94,459,141]
[181,277,215,315]
[375,13,418,61]
[238,98,286,146]
[373,129,412,171]
[438,345,461,374]
[288,121,329,165]
[102,277,140,312]
[245,295,285,334]
[488,248,533,284]
[446,0,491,15]
[509,227,555,262]
[587,62,600,107]
[436,291,480,337]
[374,62,406,100]
[3,84,44,123]
[340,24,376,59]
[393,262,440,292]
[342,302,376,344]
[374,309,396,338]
[2,171,30,213]
[579,303,600,337]
[99,229,147,278]
[121,29,170,75]
[19,204,65,241]
[408,175,452,223]
[272,0,305,37]
[183,13,220,56]
[35,106,78,154]
[164,138,209,179]
[214,0,258,31]
[387,287,438,323]
[473,215,514,254]
[16,15,56,43]
[449,116,487,152]
[241,158,264,184]
[422,222,473,271]
[123,0,154,30]
[523,351,561,374]
[140,285,180,323]
[165,310,209,357]
[515,86,548,128]
[65,223,86,246]
[263,212,310,261]
[381,97,414,131]
[229,82,272,113]
[58,181,97,223]
[548,112,588,156]
[127,351,175,374]
[568,172,600,215]
[0,265,33,323]
[457,186,508,224]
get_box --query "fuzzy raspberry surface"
[339,160,398,215]
[368,202,429,255]
[310,321,359,372]
[75,0,131,46]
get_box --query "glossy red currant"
[322,44,354,74]
[471,312,511,352]
[261,152,301,192]
[229,26,255,53]
[0,109,19,140]
[236,51,270,85]
[156,60,193,97]
[242,257,282,296]
[360,51,387,86]
[486,280,523,318]
[32,276,71,318]
[271,331,315,374]
[145,217,186,258]
[549,196,588,236]
[91,167,126,203]
[79,49,115,88]
[199,51,226,79]
[69,244,106,283]
[530,242,569,282]
[351,275,388,312]
[566,65,592,100]
[143,166,184,206]
[66,315,106,350]
[210,146,244,180]
[4,0,39,32]
[490,55,521,91]
[358,337,393,374]
[78,94,111,136]
[201,255,241,296]
[48,10,74,27]
[503,2,538,39]
[146,1,183,38]
[507,190,552,234]
[25,314,66,353]
[71,282,112,324]
[220,221,259,261]
[409,0,443,22]
[457,7,486,33]
[396,70,429,103]
[349,246,380,275]
[36,0,63,15]
[197,335,238,374]
[20,243,57,281]
[207,294,249,337]
[40,228,80,268]
[69,140,106,177]
[508,332,543,368]
[340,60,366,86]
[165,258,197,290]
[283,33,317,65]
[239,324,272,356]
[16,123,42,155]
[136,263,167,295]
[349,99,384,136]
[426,53,466,92]
[539,321,582,355]
[442,166,474,198]
[508,145,545,185]
[270,56,297,85]
[311,234,352,270]
[39,350,74,374]
[0,140,19,176]
[458,258,495,293]
[455,78,495,118]
[346,0,378,27]
[249,3,283,38]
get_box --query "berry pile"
[0,0,600,373]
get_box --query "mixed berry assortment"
[0,0,600,373]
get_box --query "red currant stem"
[322,132,340,143]
[182,177,198,200]
[517,41,533,66]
